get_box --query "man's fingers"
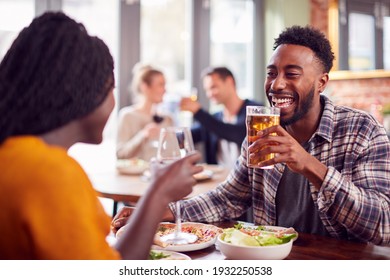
[256,125,286,137]
[111,217,128,230]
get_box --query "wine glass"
[156,127,198,245]
[152,104,165,124]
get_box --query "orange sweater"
[0,136,120,259]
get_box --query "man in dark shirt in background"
[181,66,261,169]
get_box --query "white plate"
[116,159,149,175]
[193,170,214,182]
[149,249,191,260]
[200,164,225,174]
[152,222,222,252]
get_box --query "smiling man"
[171,26,390,244]
[113,26,390,245]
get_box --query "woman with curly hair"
[0,12,202,259]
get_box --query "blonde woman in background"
[116,64,173,161]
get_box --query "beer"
[246,106,280,169]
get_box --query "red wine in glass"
[152,114,164,124]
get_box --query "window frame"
[338,0,389,70]
[328,0,390,79]
[118,0,265,110]
[3,0,265,108]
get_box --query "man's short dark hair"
[201,66,236,85]
[273,25,335,73]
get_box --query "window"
[121,0,261,122]
[140,0,255,100]
[0,0,34,60]
[141,0,189,96]
[339,0,390,70]
[384,16,390,68]
[210,0,254,100]
[1,0,262,130]
[63,0,120,139]
[348,13,375,70]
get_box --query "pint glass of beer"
[246,106,280,169]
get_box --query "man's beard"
[281,86,315,126]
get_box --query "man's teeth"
[272,97,294,108]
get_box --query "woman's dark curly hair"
[273,25,335,73]
[0,12,114,144]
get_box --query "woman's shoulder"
[2,136,88,185]
[118,105,139,116]
[0,136,92,208]
[118,105,150,121]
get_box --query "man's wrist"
[162,206,175,222]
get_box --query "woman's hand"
[150,152,203,203]
[143,122,161,139]
[111,152,203,234]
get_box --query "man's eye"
[266,72,277,77]
[286,73,300,77]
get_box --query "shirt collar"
[311,95,334,143]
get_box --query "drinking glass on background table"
[156,127,198,245]
[246,106,280,169]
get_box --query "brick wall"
[310,0,390,122]
[310,0,329,36]
[326,78,390,122]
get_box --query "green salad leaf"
[221,225,297,247]
[148,250,170,260]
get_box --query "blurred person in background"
[0,12,202,259]
[116,64,173,161]
[180,66,262,169]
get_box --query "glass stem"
[175,200,182,237]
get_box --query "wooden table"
[186,221,390,260]
[88,164,230,216]
[69,142,230,216]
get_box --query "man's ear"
[226,76,235,87]
[318,73,329,93]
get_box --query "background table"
[69,142,230,216]
[89,164,230,216]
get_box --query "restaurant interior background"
[1,0,390,214]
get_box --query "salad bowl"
[217,224,297,260]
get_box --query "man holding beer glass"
[113,26,390,245]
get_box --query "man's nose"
[270,75,286,91]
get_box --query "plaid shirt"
[173,95,390,245]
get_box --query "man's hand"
[248,125,327,188]
[180,97,201,113]
[111,206,135,234]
